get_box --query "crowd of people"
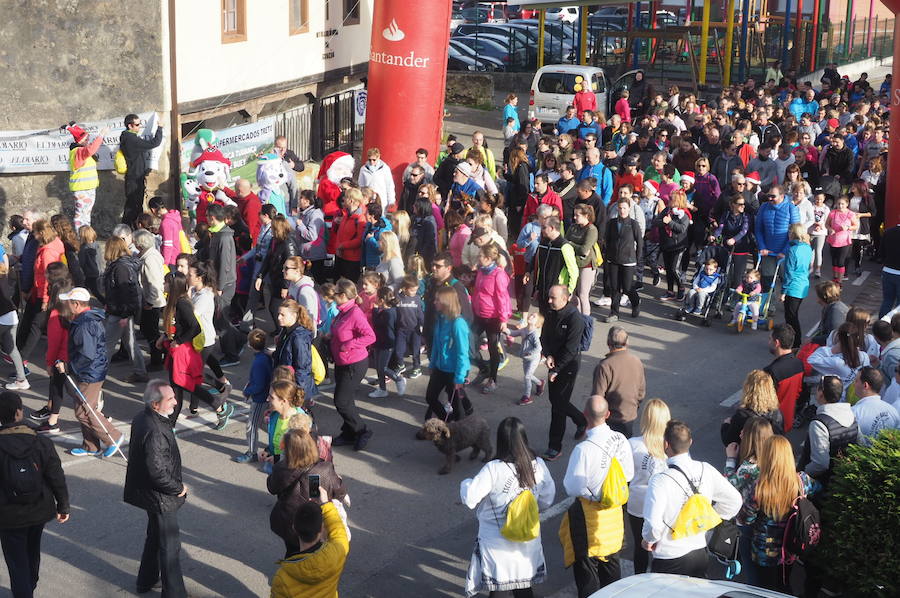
[0,63,899,598]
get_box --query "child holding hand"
[504,312,544,406]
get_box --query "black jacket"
[505,163,531,211]
[553,178,578,226]
[119,127,164,181]
[604,217,643,266]
[540,301,583,374]
[653,207,691,252]
[720,407,785,446]
[882,225,900,270]
[400,180,424,214]
[433,156,461,198]
[209,225,237,293]
[822,145,855,183]
[103,255,143,317]
[259,236,300,291]
[267,459,346,549]
[171,297,200,346]
[0,423,69,529]
[124,407,185,514]
[372,306,397,349]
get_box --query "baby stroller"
[733,256,783,333]
[675,244,733,327]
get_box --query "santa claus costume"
[316,151,355,255]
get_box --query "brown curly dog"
[420,416,493,475]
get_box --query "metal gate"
[274,103,313,161]
[319,91,359,157]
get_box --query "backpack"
[708,518,742,579]
[781,492,821,564]
[299,280,327,329]
[0,431,44,505]
[588,438,629,509]
[501,488,540,542]
[578,313,594,353]
[666,464,722,540]
[114,149,128,175]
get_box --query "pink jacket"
[160,210,184,265]
[449,225,471,267]
[471,265,512,322]
[330,300,376,366]
[615,97,631,122]
[826,209,857,248]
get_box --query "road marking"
[719,389,742,407]
[852,271,870,286]
[806,320,820,337]
[541,496,574,521]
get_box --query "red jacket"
[573,90,597,120]
[45,309,69,367]
[614,172,644,198]
[33,238,65,303]
[237,192,262,242]
[334,207,367,263]
[522,188,564,226]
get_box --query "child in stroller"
[682,258,722,316]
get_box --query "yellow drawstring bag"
[668,465,722,539]
[501,489,540,542]
[311,346,326,386]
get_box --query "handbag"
[708,518,742,579]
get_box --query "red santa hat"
[745,171,761,186]
[681,171,696,185]
[191,147,231,169]
[66,124,88,144]
[644,179,660,196]
[317,151,355,185]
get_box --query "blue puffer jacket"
[68,309,109,383]
[362,217,392,269]
[274,324,316,399]
[429,314,470,384]
[755,200,799,256]
[782,240,813,299]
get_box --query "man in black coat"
[124,380,188,596]
[604,199,643,322]
[0,391,69,598]
[540,285,586,461]
[119,114,164,226]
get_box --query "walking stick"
[63,373,128,462]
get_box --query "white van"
[529,64,642,122]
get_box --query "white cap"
[59,288,91,302]
[455,161,473,178]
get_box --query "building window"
[222,0,247,43]
[343,0,360,26]
[289,0,309,35]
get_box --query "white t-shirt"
[627,435,668,518]
[851,395,900,446]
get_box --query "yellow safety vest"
[558,498,625,568]
[69,148,98,192]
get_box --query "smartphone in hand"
[308,474,320,501]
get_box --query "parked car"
[449,38,507,70]
[587,573,793,598]
[529,64,642,122]
[452,35,526,70]
[546,6,579,23]
[460,7,491,23]
[448,45,496,72]
[454,23,536,65]
[592,6,629,17]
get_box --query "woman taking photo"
[333,188,367,282]
[653,189,692,301]
[267,428,347,557]
[461,417,555,598]
[627,398,671,574]
[295,189,326,284]
[329,278,376,451]
[781,224,813,350]
[187,261,232,410]
[471,244,511,395]
[272,299,316,402]
[159,271,233,428]
[256,214,299,337]
[741,436,820,592]
[721,370,785,445]
[424,286,474,423]
[565,204,599,316]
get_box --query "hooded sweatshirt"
[472,263,512,322]
[329,301,375,366]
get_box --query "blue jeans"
[880,270,900,318]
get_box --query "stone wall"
[446,73,494,107]
[0,0,169,237]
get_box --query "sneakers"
[186,408,201,419]
[70,448,100,457]
[36,422,61,434]
[517,395,534,406]
[215,403,234,430]
[368,388,389,399]
[365,375,381,385]
[29,406,51,421]
[651,271,661,286]
[103,436,125,458]
[591,296,612,307]
[232,451,258,464]
[385,367,401,379]
[535,379,545,397]
[354,428,373,451]
[750,321,758,330]
[395,377,407,396]
[541,448,562,461]
[406,368,422,379]
[5,379,30,391]
[498,352,509,371]
[125,373,149,384]
[217,381,233,401]
[332,434,356,447]
[661,292,677,301]
[7,366,31,380]
[481,380,497,394]
[604,314,619,323]
[219,357,241,368]
[631,296,641,318]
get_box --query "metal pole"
[810,0,821,70]
[782,0,792,72]
[538,9,545,68]
[739,0,751,80]
[699,0,712,85]
[866,0,875,55]
[794,0,804,69]
[634,2,642,70]
[845,0,855,59]
[724,0,737,86]
[579,7,588,65]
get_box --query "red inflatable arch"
[881,1,900,226]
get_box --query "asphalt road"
[1,258,881,598]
